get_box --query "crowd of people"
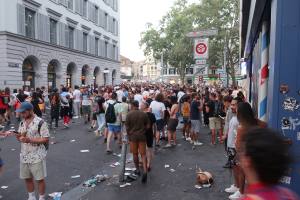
[0,83,298,200]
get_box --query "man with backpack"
[14,102,50,200]
[105,92,122,153]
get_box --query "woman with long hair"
[31,91,43,117]
[166,95,179,147]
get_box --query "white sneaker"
[229,190,243,200]
[73,116,79,119]
[186,137,192,141]
[225,185,239,193]
[164,144,172,148]
[194,142,203,146]
[28,196,37,200]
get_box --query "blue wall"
[268,0,300,194]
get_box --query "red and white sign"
[194,38,209,60]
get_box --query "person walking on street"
[141,101,156,171]
[206,93,222,145]
[72,85,82,119]
[49,89,60,129]
[125,100,149,183]
[190,93,203,146]
[14,102,50,200]
[93,91,106,136]
[166,96,179,147]
[60,87,71,128]
[150,93,166,147]
[81,87,92,124]
[105,92,122,153]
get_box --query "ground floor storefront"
[0,32,120,90]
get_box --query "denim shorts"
[108,124,121,133]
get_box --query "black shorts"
[228,148,237,166]
[182,117,191,125]
[92,113,97,120]
[156,119,165,131]
[146,132,154,148]
[0,109,6,115]
[167,118,178,132]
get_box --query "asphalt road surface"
[0,118,232,200]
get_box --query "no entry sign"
[194,38,209,59]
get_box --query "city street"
[0,118,232,200]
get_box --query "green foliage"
[139,0,240,85]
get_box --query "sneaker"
[73,116,79,119]
[28,197,37,200]
[164,144,172,148]
[225,185,239,193]
[223,162,232,169]
[194,142,203,146]
[186,137,192,141]
[134,170,141,176]
[229,190,243,200]
[141,173,148,183]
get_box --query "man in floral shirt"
[15,102,50,200]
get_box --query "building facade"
[0,0,120,89]
[120,55,133,80]
[132,57,161,82]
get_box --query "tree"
[140,0,240,86]
[192,0,240,86]
[140,0,194,83]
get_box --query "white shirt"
[227,115,239,149]
[134,94,143,106]
[142,91,150,99]
[73,89,81,103]
[177,91,185,102]
[116,90,124,102]
[150,100,166,120]
[232,90,239,98]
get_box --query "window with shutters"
[83,32,88,52]
[25,8,36,39]
[104,41,108,57]
[83,0,88,18]
[104,13,108,30]
[50,19,58,44]
[67,0,74,10]
[113,45,116,60]
[68,26,74,48]
[113,18,116,34]
[95,6,99,25]
[95,38,99,56]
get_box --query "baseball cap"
[16,102,33,113]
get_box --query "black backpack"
[105,102,117,123]
[37,120,49,150]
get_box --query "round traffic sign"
[196,43,207,55]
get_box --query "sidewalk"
[64,126,233,200]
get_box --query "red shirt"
[0,94,9,109]
[242,183,299,200]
